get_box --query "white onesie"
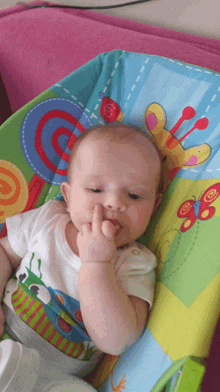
[3,199,156,376]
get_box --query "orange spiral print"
[179,201,192,216]
[203,188,219,204]
[0,161,28,224]
[0,167,21,206]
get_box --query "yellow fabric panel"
[148,272,220,361]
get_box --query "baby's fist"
[77,204,117,263]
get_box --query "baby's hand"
[77,204,117,263]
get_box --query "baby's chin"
[115,234,132,249]
[117,243,130,250]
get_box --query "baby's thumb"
[102,220,116,238]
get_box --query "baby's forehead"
[79,135,159,169]
[77,132,156,164]
[82,131,154,150]
[68,130,161,184]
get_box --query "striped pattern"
[12,285,85,359]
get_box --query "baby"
[0,124,162,391]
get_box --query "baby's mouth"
[89,219,123,236]
[106,219,122,236]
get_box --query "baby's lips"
[106,219,122,236]
[89,221,119,229]
[106,219,121,230]
[89,219,122,234]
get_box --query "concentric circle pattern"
[20,98,93,185]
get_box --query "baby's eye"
[90,188,102,193]
[129,193,141,200]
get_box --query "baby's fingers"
[102,220,116,238]
[81,222,91,234]
[92,204,102,234]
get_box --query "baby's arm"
[78,263,148,355]
[77,204,148,356]
[0,237,22,336]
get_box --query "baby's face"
[61,136,160,248]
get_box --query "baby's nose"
[103,197,126,212]
[105,204,126,212]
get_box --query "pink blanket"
[0,2,219,390]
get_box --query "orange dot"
[184,219,191,229]
[201,210,209,219]
[56,294,64,304]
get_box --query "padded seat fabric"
[0,2,220,390]
[0,48,219,391]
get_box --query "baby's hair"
[67,124,162,194]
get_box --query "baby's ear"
[152,193,163,217]
[60,182,71,210]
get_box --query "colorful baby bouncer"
[0,48,219,391]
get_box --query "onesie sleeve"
[114,242,157,309]
[5,200,62,258]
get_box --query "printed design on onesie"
[9,252,98,361]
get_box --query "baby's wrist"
[80,258,112,266]
[79,260,113,275]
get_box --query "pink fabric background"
[0,2,219,390]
